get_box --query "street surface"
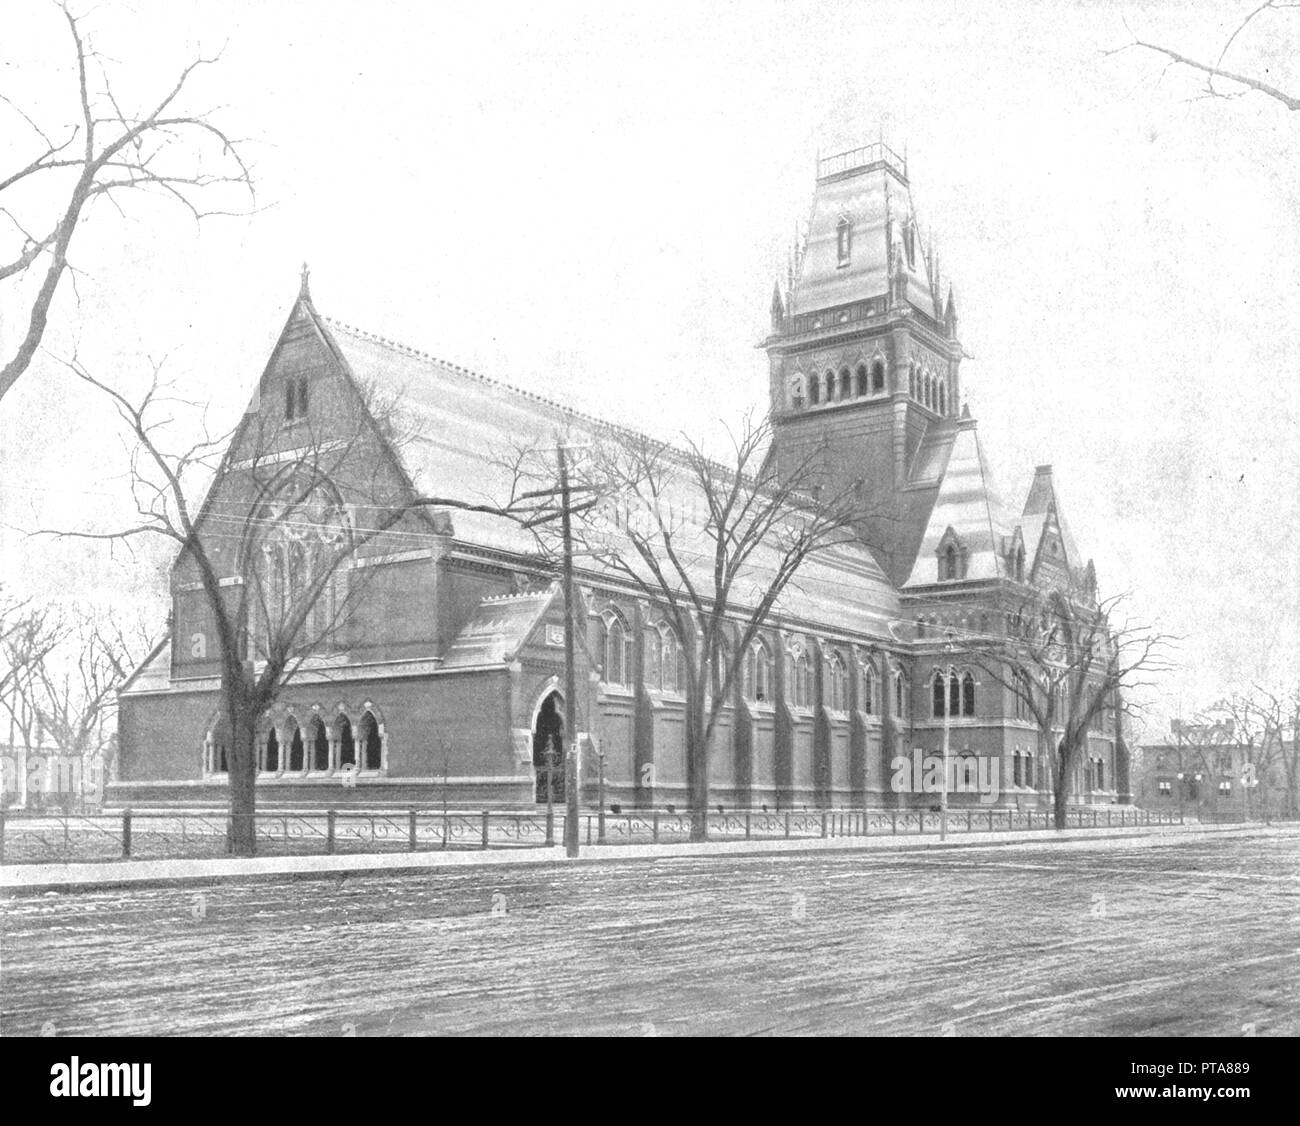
[2,831,1297,1036]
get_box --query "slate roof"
[902,419,1017,588]
[310,299,903,641]
[789,147,941,320]
[441,588,557,668]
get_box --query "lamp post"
[557,442,581,859]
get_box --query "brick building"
[114,142,1130,813]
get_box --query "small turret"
[770,281,785,334]
[944,284,959,339]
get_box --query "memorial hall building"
[112,142,1131,813]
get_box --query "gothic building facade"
[113,142,1131,813]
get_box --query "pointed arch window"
[839,367,852,400]
[828,651,848,711]
[644,625,662,689]
[893,667,909,718]
[824,370,836,403]
[836,217,852,265]
[938,382,947,416]
[808,374,820,405]
[872,359,885,394]
[860,659,876,715]
[310,716,330,771]
[263,725,279,773]
[932,670,947,718]
[909,364,916,399]
[287,719,305,772]
[338,714,355,768]
[855,364,868,397]
[601,611,633,686]
[962,672,975,717]
[359,710,382,771]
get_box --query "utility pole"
[558,443,581,859]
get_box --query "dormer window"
[936,527,968,582]
[836,217,852,265]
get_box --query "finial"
[299,261,312,301]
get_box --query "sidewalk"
[2,821,1287,895]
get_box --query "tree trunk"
[1042,729,1068,830]
[226,693,258,857]
[686,704,709,842]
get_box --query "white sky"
[2,0,1298,742]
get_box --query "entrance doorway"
[533,691,565,804]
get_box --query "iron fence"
[0,804,1187,866]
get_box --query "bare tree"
[536,413,863,840]
[1108,2,1300,112]
[1204,691,1281,817]
[0,1,255,402]
[37,356,550,854]
[2,605,159,807]
[966,585,1173,829]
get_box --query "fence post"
[989,809,994,832]
[1146,808,1150,826]
[586,815,592,845]
[784,811,791,839]
[481,810,490,849]
[821,811,828,839]
[408,809,417,852]
[326,810,336,854]
[745,811,751,840]
[891,811,897,835]
[122,810,132,859]
[653,810,659,843]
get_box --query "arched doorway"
[532,691,565,804]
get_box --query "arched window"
[1015,545,1026,582]
[789,647,811,708]
[938,382,947,416]
[359,711,382,771]
[855,364,868,396]
[962,672,975,717]
[872,359,885,394]
[263,725,279,773]
[205,718,230,775]
[861,660,875,715]
[287,719,304,772]
[338,714,355,768]
[836,217,852,264]
[925,372,933,409]
[828,651,848,711]
[1013,752,1022,787]
[644,626,662,689]
[839,367,852,400]
[310,716,330,771]
[754,639,771,702]
[824,370,836,403]
[743,644,756,700]
[808,375,820,405]
[944,544,958,580]
[602,612,631,685]
[656,624,683,694]
[1096,757,1105,790]
[894,668,908,718]
[932,670,946,718]
[960,752,976,788]
[1025,752,1034,788]
[908,364,916,399]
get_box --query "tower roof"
[789,142,941,321]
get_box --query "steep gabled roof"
[289,292,902,641]
[1022,464,1082,570]
[902,419,1015,588]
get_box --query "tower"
[764,142,963,584]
